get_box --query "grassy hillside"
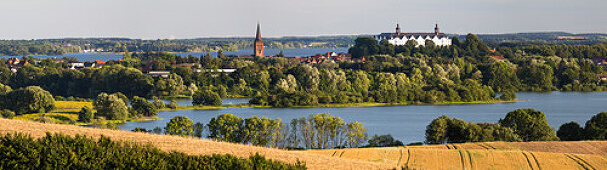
[0,118,392,170]
[305,142,607,169]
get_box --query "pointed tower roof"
[255,22,262,41]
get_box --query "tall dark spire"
[254,22,264,57]
[256,22,262,41]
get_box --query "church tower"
[254,23,264,57]
[434,24,440,35]
[396,23,402,35]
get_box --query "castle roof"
[377,32,449,39]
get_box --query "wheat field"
[306,141,607,169]
[2,118,607,169]
[0,118,393,170]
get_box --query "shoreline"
[160,100,523,112]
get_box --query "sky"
[0,0,605,39]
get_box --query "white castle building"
[375,24,452,47]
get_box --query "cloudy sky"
[0,0,605,39]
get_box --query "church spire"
[256,22,262,41]
[254,22,264,57]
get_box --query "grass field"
[14,101,160,125]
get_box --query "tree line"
[136,113,369,149]
[426,108,607,144]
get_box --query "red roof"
[94,60,106,64]
[492,56,505,60]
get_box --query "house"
[68,62,85,69]
[93,60,105,68]
[146,71,171,78]
[597,74,607,81]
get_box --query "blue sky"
[0,0,605,39]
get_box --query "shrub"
[365,134,404,147]
[130,96,158,117]
[35,117,54,124]
[0,133,306,169]
[165,116,194,136]
[584,112,607,140]
[192,90,222,106]
[166,100,178,109]
[557,121,584,141]
[77,106,93,123]
[0,109,15,119]
[93,93,129,120]
[152,97,165,109]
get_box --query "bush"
[35,117,54,124]
[77,106,93,123]
[1,86,55,115]
[165,116,194,136]
[153,97,165,109]
[130,96,158,117]
[0,133,306,169]
[0,109,15,119]
[192,90,222,106]
[499,109,558,141]
[365,134,404,147]
[93,93,129,120]
[557,121,584,141]
[584,112,607,140]
[167,100,178,109]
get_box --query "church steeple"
[254,22,264,57]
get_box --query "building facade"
[375,24,452,47]
[254,23,264,57]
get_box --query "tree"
[366,134,404,147]
[346,121,367,148]
[207,114,244,142]
[348,37,379,58]
[130,96,157,117]
[93,93,129,120]
[425,115,449,144]
[78,106,93,123]
[152,97,165,109]
[0,83,11,94]
[584,112,607,140]
[2,86,55,114]
[484,62,520,92]
[193,122,205,138]
[166,100,178,109]
[165,115,194,136]
[557,121,584,141]
[499,109,558,141]
[192,90,222,106]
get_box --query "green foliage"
[193,122,205,138]
[0,109,15,119]
[93,93,129,120]
[152,97,165,109]
[165,116,194,136]
[77,106,93,123]
[0,86,55,115]
[584,112,607,140]
[557,121,584,141]
[192,90,222,106]
[167,100,178,109]
[349,37,379,58]
[208,114,244,142]
[499,109,558,141]
[365,134,404,147]
[426,115,522,144]
[0,133,306,170]
[130,96,158,117]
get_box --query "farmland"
[2,118,607,169]
[305,142,607,169]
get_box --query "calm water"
[0,48,348,62]
[122,92,607,144]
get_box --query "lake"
[0,48,349,62]
[121,92,607,144]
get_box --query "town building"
[254,23,264,57]
[375,24,452,47]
